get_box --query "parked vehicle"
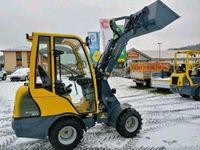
[170,50,200,101]
[0,67,7,80]
[151,65,173,89]
[10,68,29,81]
[130,62,170,87]
[151,72,171,89]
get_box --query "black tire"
[193,88,200,101]
[180,94,190,98]
[145,80,151,87]
[25,76,28,81]
[49,119,84,150]
[116,108,142,138]
[136,82,143,87]
[2,74,6,80]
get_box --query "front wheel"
[136,82,143,87]
[116,108,142,138]
[25,76,29,81]
[145,80,151,87]
[180,94,190,98]
[49,119,84,150]
[2,74,6,80]
[193,88,200,101]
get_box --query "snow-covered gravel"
[0,77,200,150]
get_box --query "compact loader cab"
[33,35,97,113]
[171,50,200,101]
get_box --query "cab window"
[54,37,96,113]
[35,36,52,91]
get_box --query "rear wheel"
[180,94,190,98]
[136,82,143,87]
[25,76,28,81]
[2,74,6,80]
[145,80,151,87]
[49,119,83,150]
[116,108,142,138]
[193,88,200,101]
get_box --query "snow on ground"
[0,77,200,149]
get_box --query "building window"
[16,51,22,66]
[27,51,31,67]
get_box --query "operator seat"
[37,65,51,89]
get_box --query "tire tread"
[116,108,142,138]
[49,119,83,150]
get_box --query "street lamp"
[157,42,162,61]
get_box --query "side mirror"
[85,36,91,47]
[26,33,33,41]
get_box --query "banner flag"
[88,32,100,64]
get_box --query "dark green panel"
[19,92,40,117]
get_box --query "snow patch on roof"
[0,46,31,52]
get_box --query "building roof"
[127,48,187,60]
[141,50,174,59]
[127,48,152,60]
[0,46,31,52]
[140,50,186,59]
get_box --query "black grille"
[172,77,178,85]
[11,77,20,81]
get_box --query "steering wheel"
[55,82,72,95]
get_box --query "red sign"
[100,19,110,29]
[127,52,139,58]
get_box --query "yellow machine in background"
[171,50,200,100]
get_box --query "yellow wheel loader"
[171,50,200,101]
[12,1,179,149]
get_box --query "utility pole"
[157,42,162,61]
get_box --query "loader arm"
[95,0,179,112]
[96,0,179,79]
[96,14,148,78]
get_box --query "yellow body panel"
[13,85,29,118]
[25,32,99,116]
[170,73,185,86]
[34,96,77,116]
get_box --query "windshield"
[14,68,29,74]
[54,37,96,113]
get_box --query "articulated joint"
[103,72,111,80]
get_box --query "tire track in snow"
[3,77,200,149]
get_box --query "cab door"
[29,33,98,117]
[29,34,78,117]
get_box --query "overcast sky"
[0,0,200,54]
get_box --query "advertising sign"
[88,32,100,64]
[113,25,126,62]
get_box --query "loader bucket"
[124,0,180,37]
